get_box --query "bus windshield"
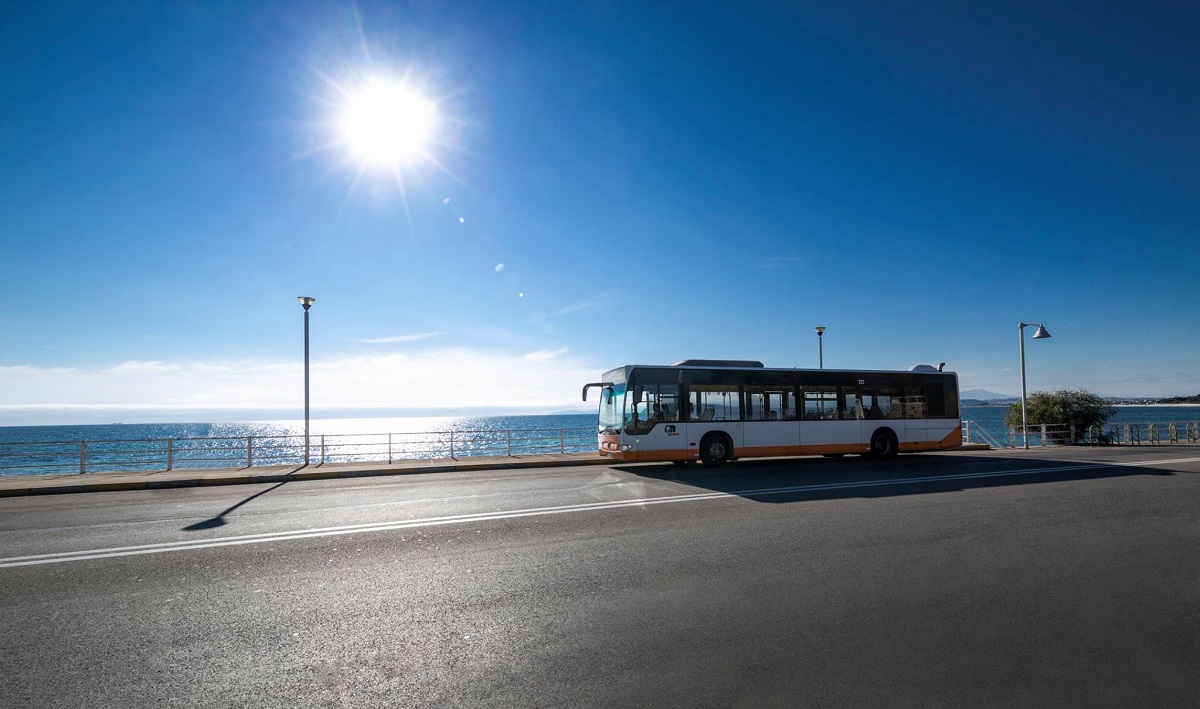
[598,369,627,435]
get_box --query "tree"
[1005,389,1117,444]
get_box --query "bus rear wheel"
[869,428,899,459]
[699,434,731,466]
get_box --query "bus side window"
[878,388,902,419]
[692,385,739,421]
[803,387,837,420]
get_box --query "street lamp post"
[815,326,826,369]
[1018,321,1052,449]
[299,296,316,464]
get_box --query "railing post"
[388,433,393,464]
[1070,424,1075,444]
[247,436,253,467]
[321,435,326,464]
[80,440,87,475]
[507,430,512,456]
[1040,423,1047,446]
[450,431,455,459]
[167,437,174,471]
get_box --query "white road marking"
[2,456,1196,569]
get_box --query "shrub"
[1005,389,1117,444]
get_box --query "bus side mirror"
[582,381,615,402]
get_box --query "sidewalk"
[0,453,612,497]
[0,446,997,497]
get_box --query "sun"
[338,76,440,168]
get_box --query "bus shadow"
[615,452,1179,504]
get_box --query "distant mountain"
[548,406,596,415]
[1157,394,1200,404]
[961,389,1016,401]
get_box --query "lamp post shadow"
[182,478,291,531]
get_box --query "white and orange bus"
[583,359,961,464]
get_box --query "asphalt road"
[2,447,1199,708]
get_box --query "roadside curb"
[0,455,613,497]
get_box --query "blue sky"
[2,1,1197,424]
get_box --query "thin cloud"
[357,331,444,344]
[524,347,570,361]
[110,360,185,374]
[552,293,613,317]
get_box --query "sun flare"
[339,77,440,167]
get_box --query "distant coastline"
[1112,403,1200,407]
[965,402,1200,408]
[965,399,1200,407]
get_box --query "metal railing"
[962,420,1200,449]
[7,418,1196,472]
[962,420,1006,449]
[0,427,597,476]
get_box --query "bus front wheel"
[699,434,731,466]
[869,428,899,459]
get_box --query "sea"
[0,414,598,476]
[2,407,1199,477]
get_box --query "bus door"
[800,386,862,453]
[628,382,688,461]
[741,387,798,456]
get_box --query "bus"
[582,359,961,464]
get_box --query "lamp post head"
[1032,324,1051,339]
[298,296,316,312]
[815,326,826,336]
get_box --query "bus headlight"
[619,445,633,452]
